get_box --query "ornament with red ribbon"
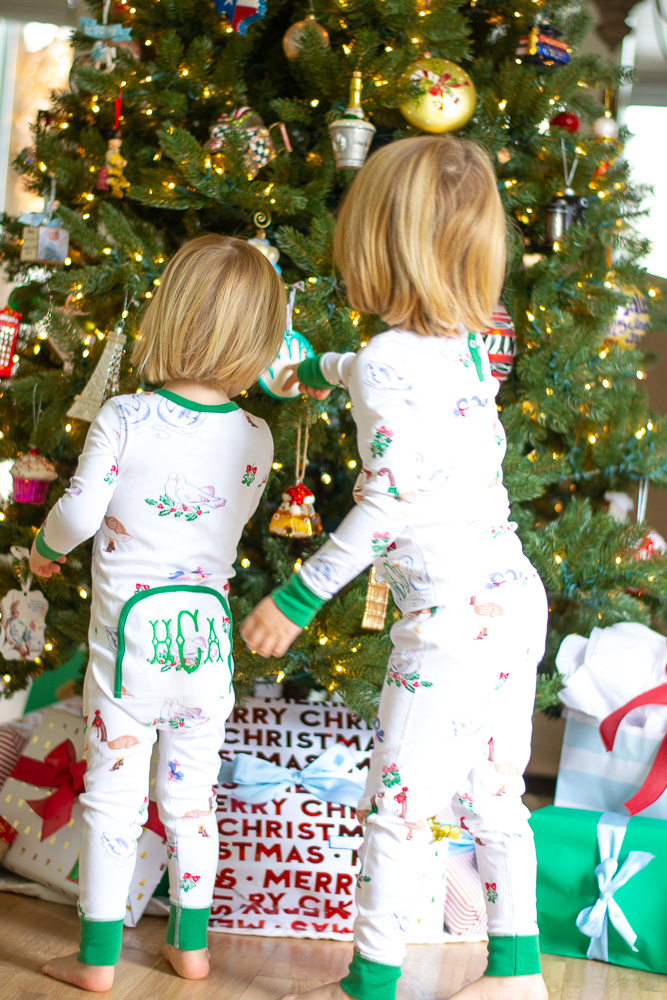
[11,738,86,839]
[600,683,667,816]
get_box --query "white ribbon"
[576,811,655,961]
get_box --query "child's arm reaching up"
[242,338,418,657]
[30,400,122,577]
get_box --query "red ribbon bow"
[11,739,87,839]
[246,465,257,475]
[183,872,200,882]
[600,682,667,816]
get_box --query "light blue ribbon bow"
[575,811,655,961]
[218,744,367,807]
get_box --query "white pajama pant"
[350,564,548,978]
[77,584,234,963]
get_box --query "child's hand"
[282,364,332,400]
[241,596,303,658]
[29,541,66,578]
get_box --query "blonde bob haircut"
[133,234,286,388]
[333,134,507,336]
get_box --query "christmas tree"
[1,0,665,718]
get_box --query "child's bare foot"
[163,944,210,979]
[448,973,549,1000]
[280,982,351,1000]
[41,953,114,992]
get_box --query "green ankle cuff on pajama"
[78,917,124,966]
[272,573,326,628]
[166,904,211,950]
[340,952,401,1000]
[485,934,542,976]
[296,355,334,390]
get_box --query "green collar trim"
[156,388,238,413]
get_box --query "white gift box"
[0,700,167,925]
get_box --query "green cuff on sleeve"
[485,934,542,977]
[340,951,401,1000]
[296,355,334,390]
[35,526,65,562]
[272,572,326,628]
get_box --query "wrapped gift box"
[212,697,487,943]
[530,805,667,974]
[0,701,167,926]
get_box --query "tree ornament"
[592,114,620,141]
[605,287,649,348]
[67,326,126,423]
[516,20,570,67]
[0,308,21,378]
[550,111,579,133]
[97,95,128,198]
[248,211,281,272]
[205,109,291,179]
[259,284,314,398]
[399,58,476,133]
[19,176,70,266]
[10,450,57,505]
[329,72,376,170]
[480,305,517,384]
[0,547,49,663]
[545,138,587,243]
[269,424,322,539]
[215,0,267,35]
[283,13,330,60]
[361,566,390,631]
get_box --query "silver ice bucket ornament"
[329,71,376,170]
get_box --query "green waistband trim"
[166,904,211,950]
[156,388,239,412]
[272,573,326,628]
[296,355,333,390]
[485,934,542,977]
[340,951,401,1000]
[35,526,65,561]
[78,917,124,966]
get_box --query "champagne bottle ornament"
[68,325,126,423]
[269,424,322,539]
[329,72,376,170]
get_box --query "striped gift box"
[555,708,667,820]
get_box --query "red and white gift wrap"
[0,703,167,925]
[211,698,487,942]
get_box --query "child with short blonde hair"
[242,136,549,1000]
[31,233,285,992]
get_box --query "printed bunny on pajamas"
[34,389,272,968]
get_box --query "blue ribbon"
[575,811,655,961]
[218,744,367,807]
[18,213,61,228]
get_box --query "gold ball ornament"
[399,58,476,133]
[283,15,330,60]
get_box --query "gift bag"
[0,700,167,926]
[530,805,667,974]
[212,697,487,943]
[556,704,667,821]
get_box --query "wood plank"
[0,893,665,999]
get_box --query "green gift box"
[530,805,667,975]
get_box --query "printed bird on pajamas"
[470,596,504,616]
[159,699,210,727]
[164,473,227,509]
[101,832,135,864]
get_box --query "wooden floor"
[0,892,664,1000]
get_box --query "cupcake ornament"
[11,449,57,504]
